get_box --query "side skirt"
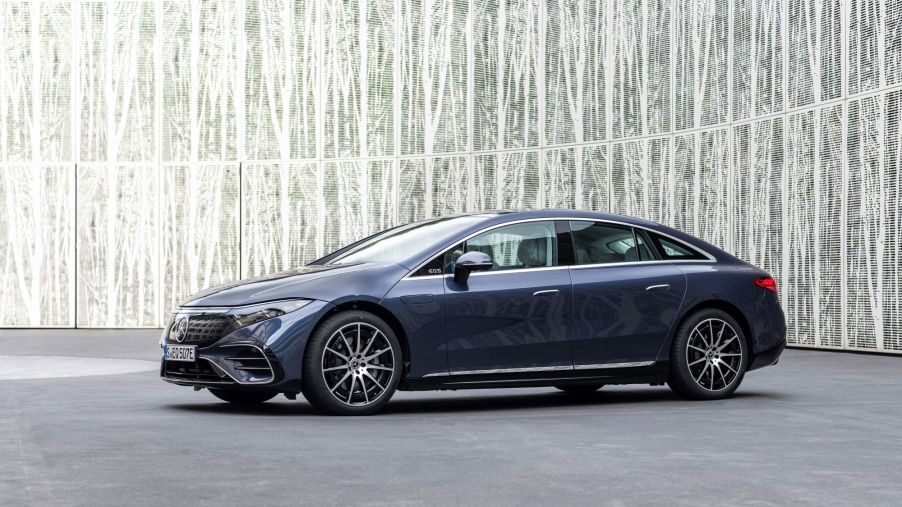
[404,362,669,391]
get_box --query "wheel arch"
[310,299,411,380]
[674,299,755,359]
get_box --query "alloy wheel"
[685,318,744,392]
[321,322,396,406]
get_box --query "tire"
[209,388,277,405]
[667,308,748,400]
[554,384,604,394]
[302,310,402,416]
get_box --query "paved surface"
[0,356,157,380]
[1,330,901,506]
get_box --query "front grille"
[164,359,231,383]
[166,314,233,347]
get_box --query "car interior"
[570,222,656,265]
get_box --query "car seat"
[517,238,549,268]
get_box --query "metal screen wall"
[0,0,900,352]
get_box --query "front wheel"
[209,389,277,405]
[667,309,748,400]
[302,310,402,416]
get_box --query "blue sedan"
[161,210,786,415]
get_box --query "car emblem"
[173,317,189,343]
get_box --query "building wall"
[0,0,900,352]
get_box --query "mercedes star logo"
[173,317,189,343]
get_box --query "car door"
[444,221,573,374]
[568,221,687,368]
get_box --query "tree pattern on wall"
[0,0,900,352]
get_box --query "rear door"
[568,221,686,367]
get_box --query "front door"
[444,221,572,374]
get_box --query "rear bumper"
[746,289,787,371]
[749,337,786,371]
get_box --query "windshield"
[325,216,483,266]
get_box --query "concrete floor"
[1,330,901,506]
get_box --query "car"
[160,209,787,415]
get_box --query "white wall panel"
[78,1,156,162]
[817,104,844,348]
[610,139,667,222]
[473,0,539,150]
[76,166,158,327]
[0,168,72,326]
[161,164,239,310]
[399,0,469,155]
[162,0,241,162]
[884,90,902,351]
[323,160,395,253]
[323,0,395,158]
[580,144,609,211]
[785,111,815,345]
[542,148,576,209]
[241,163,320,276]
[244,0,318,161]
[0,0,900,353]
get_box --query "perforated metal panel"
[0,0,900,353]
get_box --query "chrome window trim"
[469,265,571,277]
[401,216,716,280]
[568,259,714,270]
[399,258,713,281]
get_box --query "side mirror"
[453,251,494,284]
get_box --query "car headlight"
[224,299,312,331]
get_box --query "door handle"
[645,284,670,292]
[532,289,560,297]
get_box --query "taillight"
[754,277,778,294]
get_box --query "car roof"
[398,209,737,269]
[450,208,659,225]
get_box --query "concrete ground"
[1,330,900,506]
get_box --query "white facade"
[0,0,900,353]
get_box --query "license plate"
[165,344,196,362]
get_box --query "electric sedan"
[161,209,786,415]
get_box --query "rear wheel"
[667,309,748,400]
[554,384,604,394]
[302,310,402,416]
[209,389,277,405]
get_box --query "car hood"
[180,262,408,307]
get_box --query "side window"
[463,222,557,271]
[635,229,658,261]
[570,221,639,264]
[650,233,708,260]
[411,253,446,277]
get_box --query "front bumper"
[160,299,332,393]
[161,341,284,387]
